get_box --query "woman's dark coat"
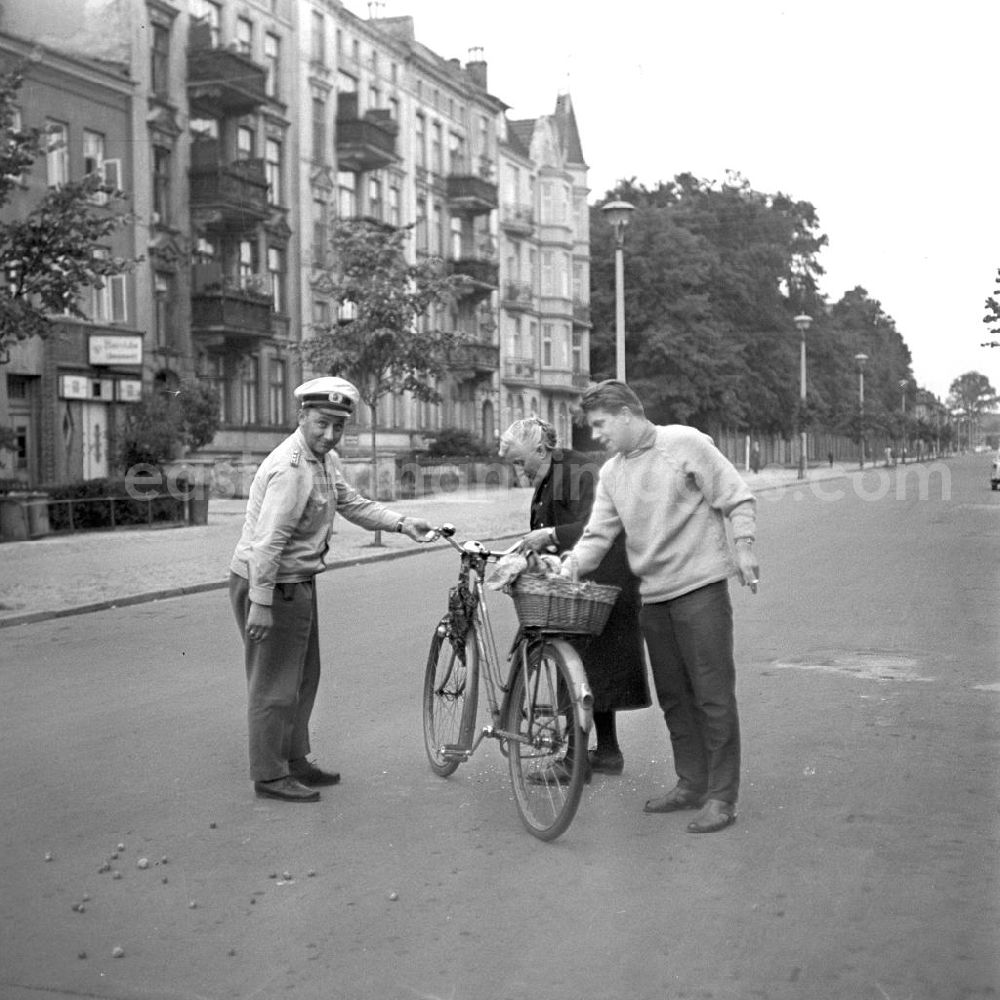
[530,448,650,712]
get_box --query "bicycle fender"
[546,637,594,734]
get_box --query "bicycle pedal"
[440,744,470,760]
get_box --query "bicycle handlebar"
[429,523,519,561]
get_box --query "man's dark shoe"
[290,760,341,787]
[686,798,736,833]
[588,747,624,775]
[254,777,320,802]
[643,785,704,813]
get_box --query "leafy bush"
[426,427,494,458]
[41,477,185,531]
[120,381,221,469]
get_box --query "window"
[311,97,326,163]
[151,24,170,96]
[541,251,554,296]
[153,146,171,226]
[83,130,105,178]
[202,357,226,423]
[311,11,325,63]
[236,17,253,56]
[236,126,255,160]
[571,330,583,373]
[542,324,553,367]
[449,216,462,259]
[415,196,428,250]
[91,274,128,324]
[265,139,281,205]
[267,246,285,314]
[269,359,286,426]
[431,122,442,174]
[368,84,380,111]
[152,145,171,225]
[241,357,259,425]
[154,272,172,349]
[312,198,327,266]
[337,70,358,94]
[388,183,401,226]
[4,108,25,185]
[337,171,356,218]
[449,133,464,174]
[192,0,221,46]
[264,33,280,99]
[238,240,257,288]
[312,298,330,326]
[541,181,553,224]
[368,174,383,220]
[46,121,68,186]
[431,203,442,255]
[415,114,426,169]
[388,95,400,121]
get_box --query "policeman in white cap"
[230,376,435,802]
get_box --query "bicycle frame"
[434,531,593,762]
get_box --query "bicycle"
[422,524,618,841]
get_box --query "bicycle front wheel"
[422,624,479,777]
[505,639,586,841]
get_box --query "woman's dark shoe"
[588,747,625,775]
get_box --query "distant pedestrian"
[229,377,436,803]
[749,442,761,474]
[563,380,758,834]
[828,450,834,468]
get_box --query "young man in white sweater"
[563,380,759,833]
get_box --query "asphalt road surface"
[0,455,997,1000]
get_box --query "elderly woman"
[499,417,649,774]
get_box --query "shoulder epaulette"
[290,448,301,467]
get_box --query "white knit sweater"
[571,423,756,603]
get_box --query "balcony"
[450,340,500,377]
[449,257,499,299]
[187,31,267,117]
[539,368,589,393]
[502,281,534,311]
[446,174,498,215]
[191,279,274,347]
[189,153,269,232]
[503,357,536,385]
[335,93,398,172]
[500,203,534,234]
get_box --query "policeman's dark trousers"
[229,574,320,782]
[639,580,740,805]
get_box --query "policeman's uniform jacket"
[230,427,399,606]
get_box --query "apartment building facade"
[0,0,591,486]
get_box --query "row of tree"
[588,174,994,445]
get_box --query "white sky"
[346,0,1000,403]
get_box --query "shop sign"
[59,374,90,400]
[117,379,143,403]
[89,334,143,366]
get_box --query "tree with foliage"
[589,173,828,433]
[299,218,466,496]
[947,371,997,432]
[0,66,136,362]
[119,380,221,469]
[982,268,1000,339]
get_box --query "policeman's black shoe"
[588,747,625,775]
[290,759,341,787]
[686,799,737,833]
[643,785,704,813]
[254,777,320,802]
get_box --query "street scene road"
[0,456,997,1000]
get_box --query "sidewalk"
[0,462,856,628]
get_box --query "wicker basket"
[508,574,621,635]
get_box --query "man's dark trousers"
[639,580,740,804]
[229,574,320,782]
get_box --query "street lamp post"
[855,352,868,468]
[899,378,908,463]
[793,314,812,480]
[601,199,635,381]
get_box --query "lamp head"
[793,314,813,334]
[855,353,868,367]
[601,199,635,234]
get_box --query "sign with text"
[89,334,143,366]
[117,379,143,402]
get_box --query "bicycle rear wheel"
[505,639,586,841]
[422,624,479,777]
